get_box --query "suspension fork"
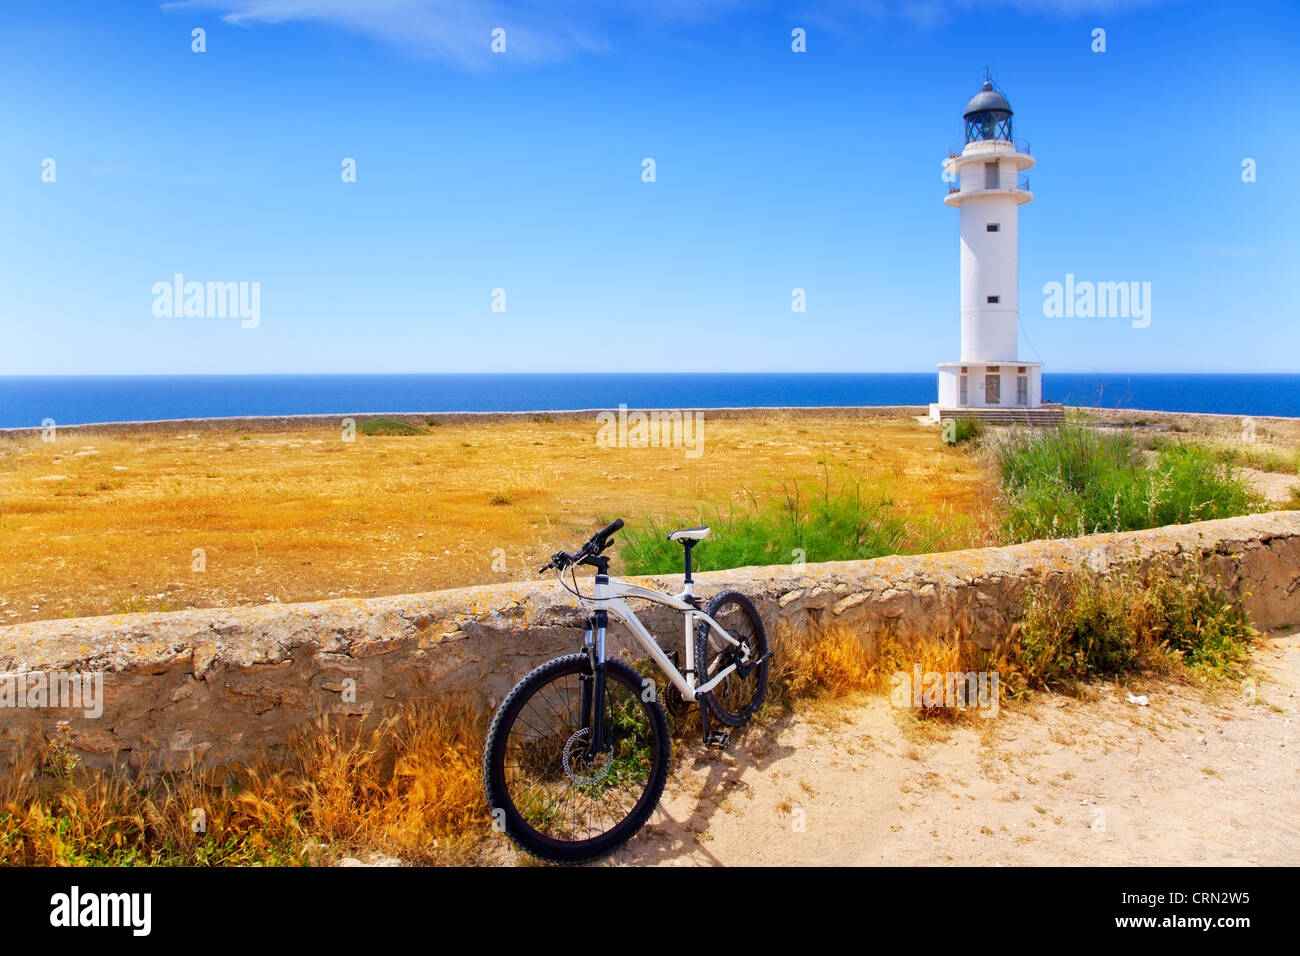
[582,608,609,760]
[580,617,595,741]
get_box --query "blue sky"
[1,0,1296,375]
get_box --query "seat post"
[682,541,694,586]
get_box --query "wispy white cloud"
[162,0,1175,67]
[163,0,741,68]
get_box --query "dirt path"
[590,628,1300,866]
[1242,465,1299,504]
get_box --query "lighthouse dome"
[963,80,1012,118]
[963,78,1014,144]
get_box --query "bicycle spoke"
[499,664,659,844]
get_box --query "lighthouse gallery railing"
[946,172,1031,194]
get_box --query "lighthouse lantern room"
[931,76,1054,424]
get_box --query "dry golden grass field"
[0,413,1000,625]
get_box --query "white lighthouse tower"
[931,76,1055,424]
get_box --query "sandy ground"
[1243,466,1300,504]
[486,629,1300,867]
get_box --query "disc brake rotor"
[561,727,613,786]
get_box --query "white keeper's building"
[930,77,1060,425]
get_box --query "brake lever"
[540,540,599,577]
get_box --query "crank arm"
[734,650,773,679]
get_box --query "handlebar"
[538,519,624,574]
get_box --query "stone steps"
[935,405,1067,426]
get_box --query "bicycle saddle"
[667,526,710,542]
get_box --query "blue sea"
[1,373,1297,428]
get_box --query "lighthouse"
[931,77,1055,424]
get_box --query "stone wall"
[0,405,927,438]
[2,511,1298,773]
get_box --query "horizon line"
[3,370,1299,378]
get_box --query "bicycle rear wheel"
[482,653,670,864]
[697,590,770,727]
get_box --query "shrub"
[943,417,985,446]
[619,471,945,575]
[764,564,1252,723]
[997,418,1264,541]
[997,566,1254,692]
[357,417,425,436]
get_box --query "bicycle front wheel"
[482,653,670,864]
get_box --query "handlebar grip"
[595,518,624,542]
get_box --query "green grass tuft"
[357,417,426,437]
[943,417,985,446]
[619,470,945,575]
[996,417,1264,541]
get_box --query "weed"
[996,416,1264,540]
[943,417,985,446]
[358,418,425,437]
[0,698,486,866]
[621,469,945,575]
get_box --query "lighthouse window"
[1017,375,1029,405]
[986,223,1000,232]
[984,162,1000,188]
[960,375,968,405]
[987,295,1000,304]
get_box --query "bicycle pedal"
[704,730,730,751]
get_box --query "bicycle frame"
[583,571,747,703]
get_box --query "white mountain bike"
[481,519,771,863]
